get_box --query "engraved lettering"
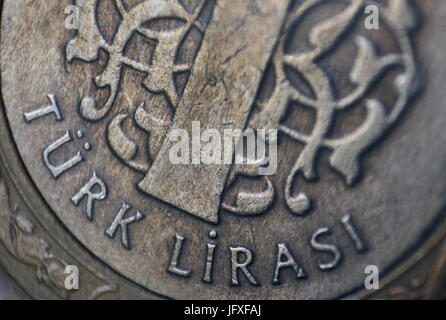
[24,94,62,123]
[310,227,343,271]
[71,172,107,221]
[340,214,367,253]
[230,246,259,286]
[43,131,84,178]
[202,243,216,283]
[273,243,307,285]
[168,234,192,278]
[105,202,145,250]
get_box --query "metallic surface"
[0,0,446,299]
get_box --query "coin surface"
[1,0,446,299]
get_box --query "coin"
[1,0,446,299]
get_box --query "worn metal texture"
[0,0,446,299]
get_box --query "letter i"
[202,230,217,283]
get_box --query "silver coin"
[1,0,446,299]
